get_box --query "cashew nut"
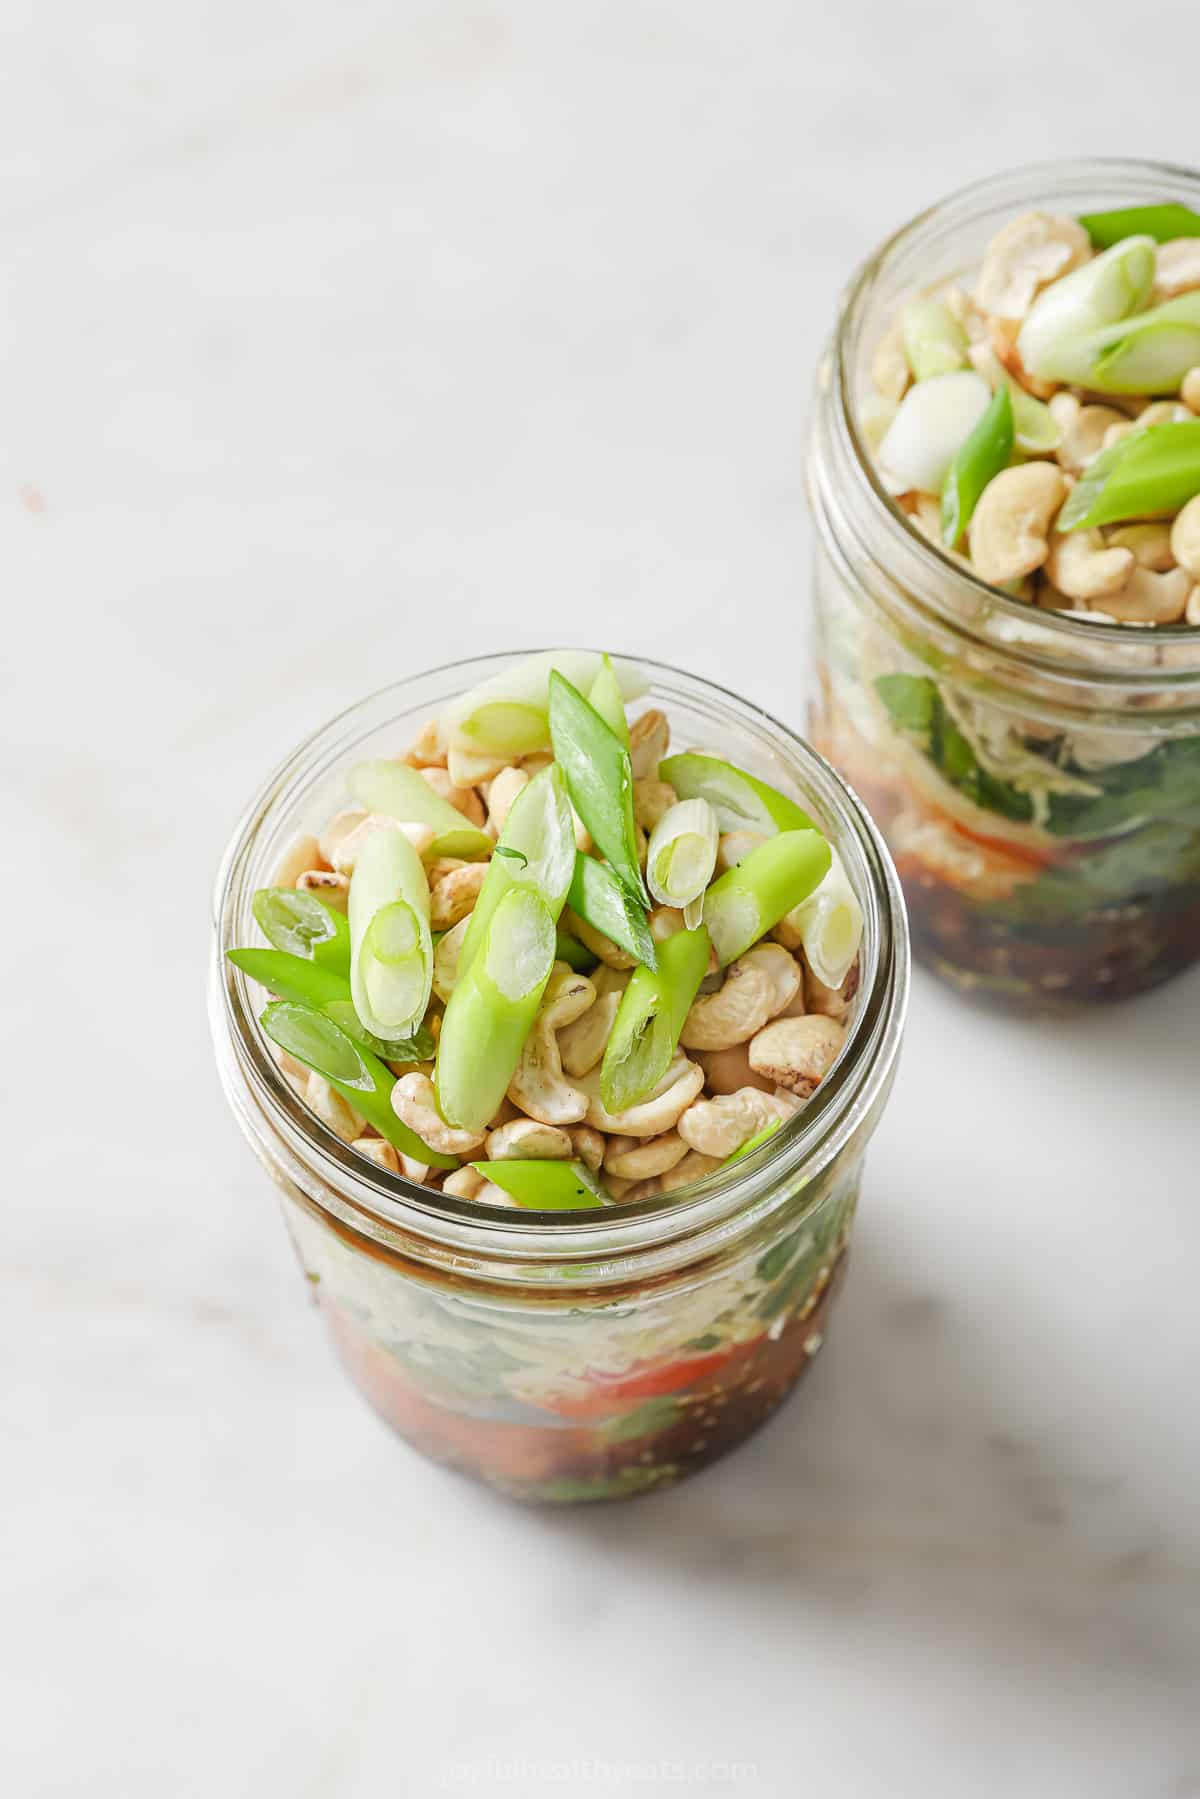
[271,1044,311,1097]
[332,812,434,874]
[680,943,800,1052]
[1105,523,1177,572]
[649,906,685,941]
[352,1136,400,1175]
[508,965,595,1125]
[694,1042,776,1097]
[446,745,509,789]
[803,955,859,1024]
[572,807,593,855]
[443,1166,486,1200]
[748,1016,848,1098]
[318,808,367,867]
[1155,239,1200,300]
[974,211,1091,322]
[403,717,446,769]
[578,1052,705,1137]
[1087,564,1193,624]
[1049,394,1128,472]
[677,1088,799,1159]
[391,1072,485,1156]
[486,1117,573,1160]
[559,966,627,1077]
[716,830,766,873]
[296,868,350,912]
[1044,529,1134,602]
[567,1124,605,1173]
[562,905,637,970]
[421,767,486,828]
[430,861,488,930]
[305,1071,365,1142]
[603,1130,690,1180]
[1171,495,1200,581]
[432,915,470,1003]
[967,463,1066,586]
[871,316,911,401]
[1102,401,1192,453]
[1188,587,1200,626]
[634,779,677,833]
[629,709,670,780]
[655,1150,723,1195]
[272,833,326,889]
[1183,368,1200,413]
[484,766,529,834]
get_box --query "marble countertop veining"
[5,3,1199,1795]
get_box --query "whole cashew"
[803,955,860,1024]
[680,943,801,1052]
[421,766,486,828]
[578,1052,705,1137]
[967,463,1066,585]
[871,317,910,402]
[1050,394,1128,473]
[403,718,446,769]
[305,1072,365,1142]
[1154,239,1200,300]
[272,833,325,889]
[656,1150,723,1195]
[484,766,529,834]
[629,709,670,780]
[392,1072,485,1156]
[1171,496,1200,581]
[318,807,367,867]
[297,869,349,912]
[634,779,678,833]
[567,1124,606,1173]
[508,965,595,1125]
[446,745,509,788]
[352,1136,400,1175]
[443,1166,486,1200]
[1044,529,1134,603]
[330,812,434,874]
[694,1042,776,1096]
[974,211,1091,322]
[603,1130,690,1180]
[677,1088,800,1158]
[1183,368,1200,413]
[716,830,767,874]
[562,906,637,970]
[432,915,470,1003]
[430,861,488,930]
[748,1017,847,1098]
[1105,522,1177,572]
[559,966,628,1077]
[1089,565,1192,624]
[486,1117,573,1160]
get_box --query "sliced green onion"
[349,826,432,1041]
[555,928,598,973]
[599,925,712,1114]
[940,384,1014,547]
[1017,236,1157,384]
[456,764,576,977]
[440,651,645,758]
[659,752,813,836]
[875,370,992,495]
[549,671,649,905]
[252,887,350,972]
[1079,205,1200,248]
[1059,419,1200,531]
[566,852,657,970]
[723,1119,783,1165]
[319,1002,434,1065]
[1079,293,1200,394]
[901,298,968,380]
[260,1000,456,1167]
[435,886,557,1132]
[703,830,832,967]
[778,848,863,989]
[587,653,631,746]
[346,761,492,860]
[645,798,719,913]
[469,1159,610,1210]
[228,948,433,1060]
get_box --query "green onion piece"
[346,760,492,860]
[469,1159,610,1210]
[252,887,350,972]
[659,752,813,836]
[456,764,576,978]
[566,852,657,970]
[349,826,433,1041]
[703,830,832,967]
[778,848,864,990]
[1016,236,1158,385]
[435,886,557,1132]
[228,949,433,1059]
[1080,292,1200,394]
[901,298,968,380]
[587,653,631,746]
[1059,419,1200,531]
[1079,204,1200,248]
[555,928,598,973]
[599,926,712,1114]
[723,1119,783,1165]
[260,1000,456,1167]
[320,1002,434,1065]
[440,651,645,758]
[548,671,649,904]
[940,384,1014,547]
[645,798,719,913]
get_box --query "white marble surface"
[6,4,1200,1794]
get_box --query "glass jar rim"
[820,156,1200,693]
[209,650,909,1276]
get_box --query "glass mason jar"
[807,159,1200,1011]
[209,654,908,1504]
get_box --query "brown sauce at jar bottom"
[320,1252,848,1503]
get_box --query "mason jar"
[208,654,908,1503]
[807,158,1200,1010]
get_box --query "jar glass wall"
[807,159,1200,1010]
[209,655,908,1502]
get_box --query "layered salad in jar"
[816,197,1200,1004]
[227,652,872,1499]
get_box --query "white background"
[5,4,1199,1796]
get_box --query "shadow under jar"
[209,655,908,1504]
[807,159,1200,1011]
